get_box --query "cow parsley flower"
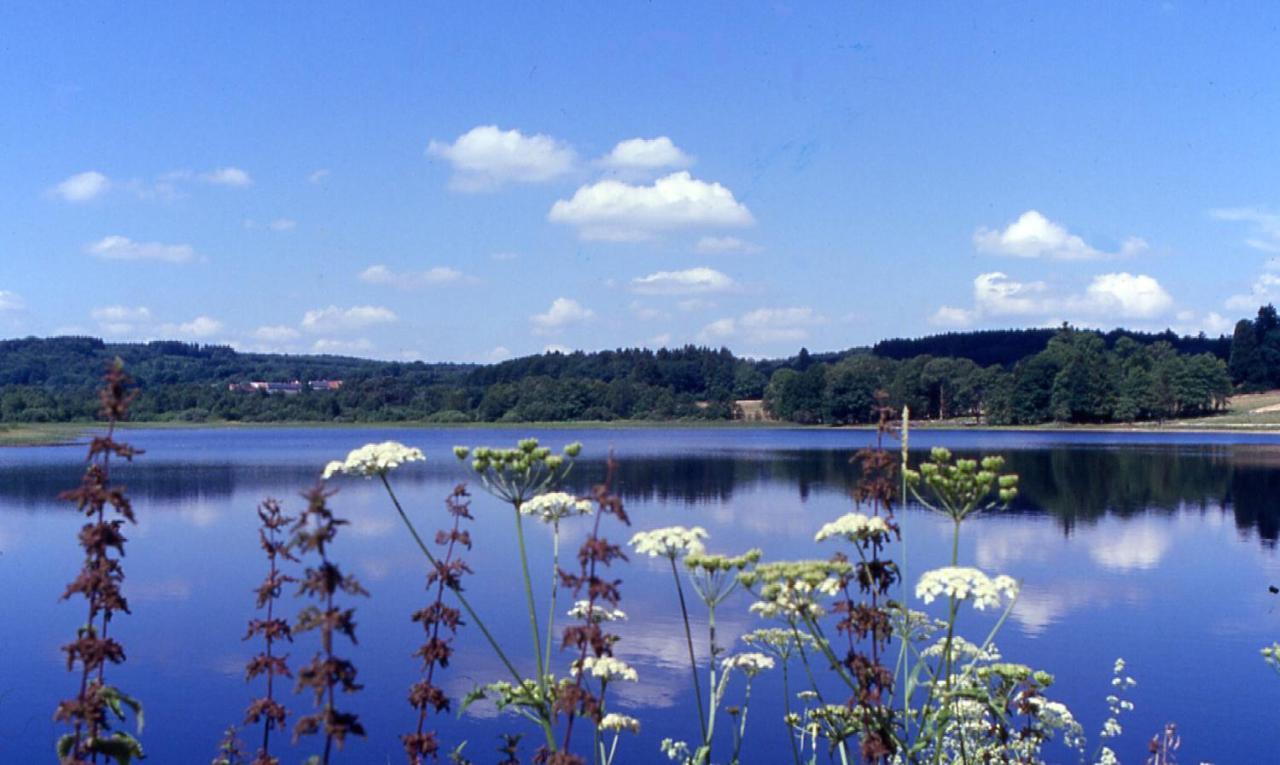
[814,512,891,543]
[521,491,593,523]
[721,652,775,677]
[571,656,638,683]
[566,600,627,623]
[915,567,1019,610]
[629,526,707,559]
[322,441,425,479]
[599,713,640,734]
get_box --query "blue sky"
[3,1,1280,362]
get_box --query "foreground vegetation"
[50,367,1259,764]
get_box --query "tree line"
[0,315,1262,425]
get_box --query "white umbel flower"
[599,713,641,734]
[915,567,1019,610]
[814,513,891,543]
[721,652,775,677]
[629,526,707,559]
[322,441,425,479]
[521,491,593,523]
[567,600,627,623]
[571,656,638,683]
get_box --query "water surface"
[2,427,1278,763]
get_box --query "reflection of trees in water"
[2,445,1278,545]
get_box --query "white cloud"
[253,325,301,342]
[1210,207,1280,252]
[159,315,223,338]
[649,333,672,347]
[630,301,669,321]
[486,346,512,362]
[359,264,467,289]
[200,167,253,187]
[630,267,736,296]
[974,272,1050,316]
[695,236,761,254]
[0,290,24,311]
[549,171,754,241]
[427,125,575,191]
[940,271,1176,326]
[269,218,296,231]
[599,137,693,170]
[1226,272,1280,311]
[531,298,594,334]
[301,305,397,333]
[52,171,110,202]
[308,169,331,184]
[91,305,152,335]
[699,306,825,346]
[86,235,196,263]
[930,305,976,327]
[974,210,1148,260]
[1078,272,1173,318]
[490,251,520,261]
[1089,521,1172,571]
[312,338,374,355]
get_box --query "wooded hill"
[0,312,1266,425]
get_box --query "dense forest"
[0,310,1271,426]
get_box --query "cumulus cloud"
[86,235,196,263]
[599,137,693,170]
[974,210,1148,260]
[630,267,736,295]
[301,305,397,333]
[312,338,373,355]
[1210,207,1280,252]
[427,125,575,191]
[549,171,754,241]
[359,264,468,289]
[253,325,301,342]
[90,305,152,335]
[699,306,825,346]
[51,171,110,202]
[159,315,223,338]
[1226,272,1280,311]
[0,290,24,312]
[486,346,512,362]
[695,236,761,255]
[531,298,594,334]
[932,271,1175,327]
[200,167,253,187]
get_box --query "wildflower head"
[721,652,775,678]
[520,491,593,524]
[323,441,424,479]
[915,566,1019,611]
[455,437,581,504]
[814,512,893,545]
[905,448,1019,521]
[742,627,817,659]
[566,600,626,623]
[629,526,707,560]
[744,559,851,620]
[571,656,638,683]
[599,713,640,734]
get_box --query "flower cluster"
[814,512,892,544]
[521,491,593,524]
[566,601,626,623]
[453,438,581,505]
[571,656,639,683]
[629,526,707,559]
[599,713,640,734]
[741,560,851,619]
[1263,642,1280,676]
[904,448,1019,522]
[915,567,1019,610]
[720,652,775,677]
[322,441,424,479]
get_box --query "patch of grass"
[0,422,88,446]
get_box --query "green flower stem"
[729,678,753,765]
[377,475,523,686]
[703,602,720,764]
[512,505,547,692]
[544,521,561,680]
[780,661,802,765]
[671,557,709,742]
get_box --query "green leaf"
[55,733,77,758]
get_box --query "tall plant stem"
[512,506,547,687]
[378,476,522,684]
[703,603,719,763]
[671,557,708,742]
[544,522,561,681]
[781,661,802,765]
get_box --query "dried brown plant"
[54,359,146,765]
[243,498,297,765]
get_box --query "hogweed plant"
[402,484,475,763]
[242,498,297,765]
[291,485,368,762]
[55,360,146,765]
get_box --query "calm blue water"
[2,426,1279,763]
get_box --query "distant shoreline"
[7,416,1280,447]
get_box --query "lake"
[2,426,1278,763]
